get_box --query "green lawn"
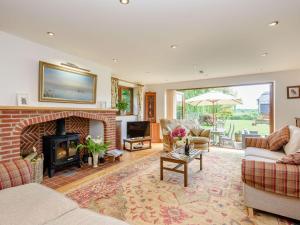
[203,119,270,136]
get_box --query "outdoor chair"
[220,124,235,148]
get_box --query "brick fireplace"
[0,107,117,162]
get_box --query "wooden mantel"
[0,106,118,112]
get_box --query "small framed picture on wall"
[287,86,300,99]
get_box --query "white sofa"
[0,183,129,225]
[244,145,300,221]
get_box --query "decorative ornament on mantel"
[16,93,30,106]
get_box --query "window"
[118,86,134,115]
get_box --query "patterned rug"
[65,148,295,225]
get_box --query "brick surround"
[0,107,117,162]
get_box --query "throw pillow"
[201,129,211,138]
[284,125,300,155]
[268,126,290,151]
[277,151,300,165]
[190,127,204,136]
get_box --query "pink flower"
[160,206,189,225]
[171,127,186,139]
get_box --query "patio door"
[176,91,185,120]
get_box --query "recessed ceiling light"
[170,45,177,49]
[269,21,279,27]
[261,52,268,57]
[112,58,118,63]
[47,32,55,36]
[120,0,129,4]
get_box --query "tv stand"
[123,137,152,151]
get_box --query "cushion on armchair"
[190,136,210,144]
[0,159,32,190]
[190,128,204,136]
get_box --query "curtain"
[111,77,119,108]
[137,84,144,121]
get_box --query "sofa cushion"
[284,125,300,155]
[0,159,32,190]
[191,136,210,144]
[244,155,277,163]
[268,126,290,151]
[44,208,129,225]
[0,183,78,225]
[245,147,285,161]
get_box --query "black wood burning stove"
[43,119,81,178]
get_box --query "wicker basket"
[29,154,44,183]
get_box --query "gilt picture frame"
[287,86,300,99]
[39,61,97,104]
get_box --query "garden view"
[176,84,271,141]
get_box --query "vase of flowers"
[171,127,187,148]
[77,135,110,168]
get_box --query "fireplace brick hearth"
[0,107,117,162]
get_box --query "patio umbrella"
[185,91,242,125]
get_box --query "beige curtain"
[111,77,119,108]
[137,84,144,121]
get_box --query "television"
[127,121,150,139]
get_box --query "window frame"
[118,85,134,115]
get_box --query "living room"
[0,1,300,225]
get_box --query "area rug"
[65,149,295,225]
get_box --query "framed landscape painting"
[39,61,97,104]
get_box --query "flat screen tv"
[127,121,150,138]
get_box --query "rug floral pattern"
[66,149,295,225]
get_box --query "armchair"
[160,119,210,152]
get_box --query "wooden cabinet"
[150,123,161,143]
[296,118,300,127]
[145,92,156,123]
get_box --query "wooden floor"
[43,143,163,192]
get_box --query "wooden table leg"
[200,154,203,171]
[160,158,163,181]
[184,163,188,187]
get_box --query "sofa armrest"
[242,159,300,198]
[245,137,269,149]
[0,159,32,190]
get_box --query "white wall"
[0,31,112,108]
[89,120,104,139]
[146,69,300,130]
[116,115,138,140]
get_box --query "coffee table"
[160,147,203,187]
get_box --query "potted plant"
[116,100,128,116]
[77,135,110,168]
